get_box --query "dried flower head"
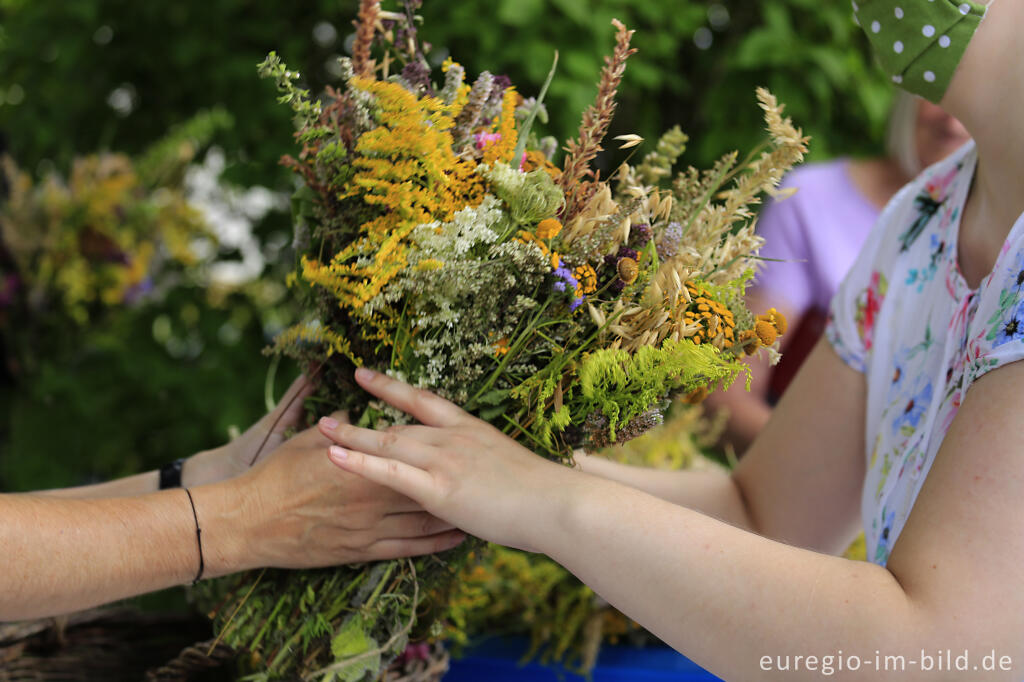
[617,257,639,285]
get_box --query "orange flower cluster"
[573,264,598,295]
[535,218,562,240]
[493,336,510,357]
[682,281,736,347]
[521,150,562,179]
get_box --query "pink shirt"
[753,160,881,316]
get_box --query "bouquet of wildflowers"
[201,2,806,679]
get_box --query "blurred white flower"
[184,148,287,287]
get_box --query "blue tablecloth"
[444,638,724,681]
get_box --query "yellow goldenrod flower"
[299,78,488,314]
[482,87,520,165]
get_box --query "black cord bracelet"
[183,488,205,584]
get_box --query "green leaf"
[329,616,382,682]
[476,388,511,406]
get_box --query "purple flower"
[631,223,652,248]
[122,277,155,305]
[552,263,580,297]
[616,246,639,261]
[491,74,512,94]
[570,297,585,312]
[657,221,683,260]
[401,60,433,95]
[553,266,579,289]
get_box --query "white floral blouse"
[826,141,1024,566]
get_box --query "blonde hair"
[886,89,920,178]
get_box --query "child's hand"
[318,368,577,552]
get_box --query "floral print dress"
[826,141,1024,566]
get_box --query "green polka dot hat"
[853,0,993,102]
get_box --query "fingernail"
[320,416,339,430]
[355,367,376,382]
[328,445,348,462]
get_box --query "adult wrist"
[187,479,253,578]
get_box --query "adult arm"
[1,484,245,619]
[0,420,464,621]
[321,352,1024,680]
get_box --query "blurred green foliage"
[0,0,352,186]
[0,1,892,183]
[0,290,297,491]
[419,0,893,165]
[0,0,893,493]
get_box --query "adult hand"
[316,368,576,552]
[223,412,466,571]
[184,375,315,487]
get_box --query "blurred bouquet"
[0,111,230,374]
[201,2,806,680]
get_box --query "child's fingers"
[327,446,438,504]
[319,420,438,469]
[354,368,471,428]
